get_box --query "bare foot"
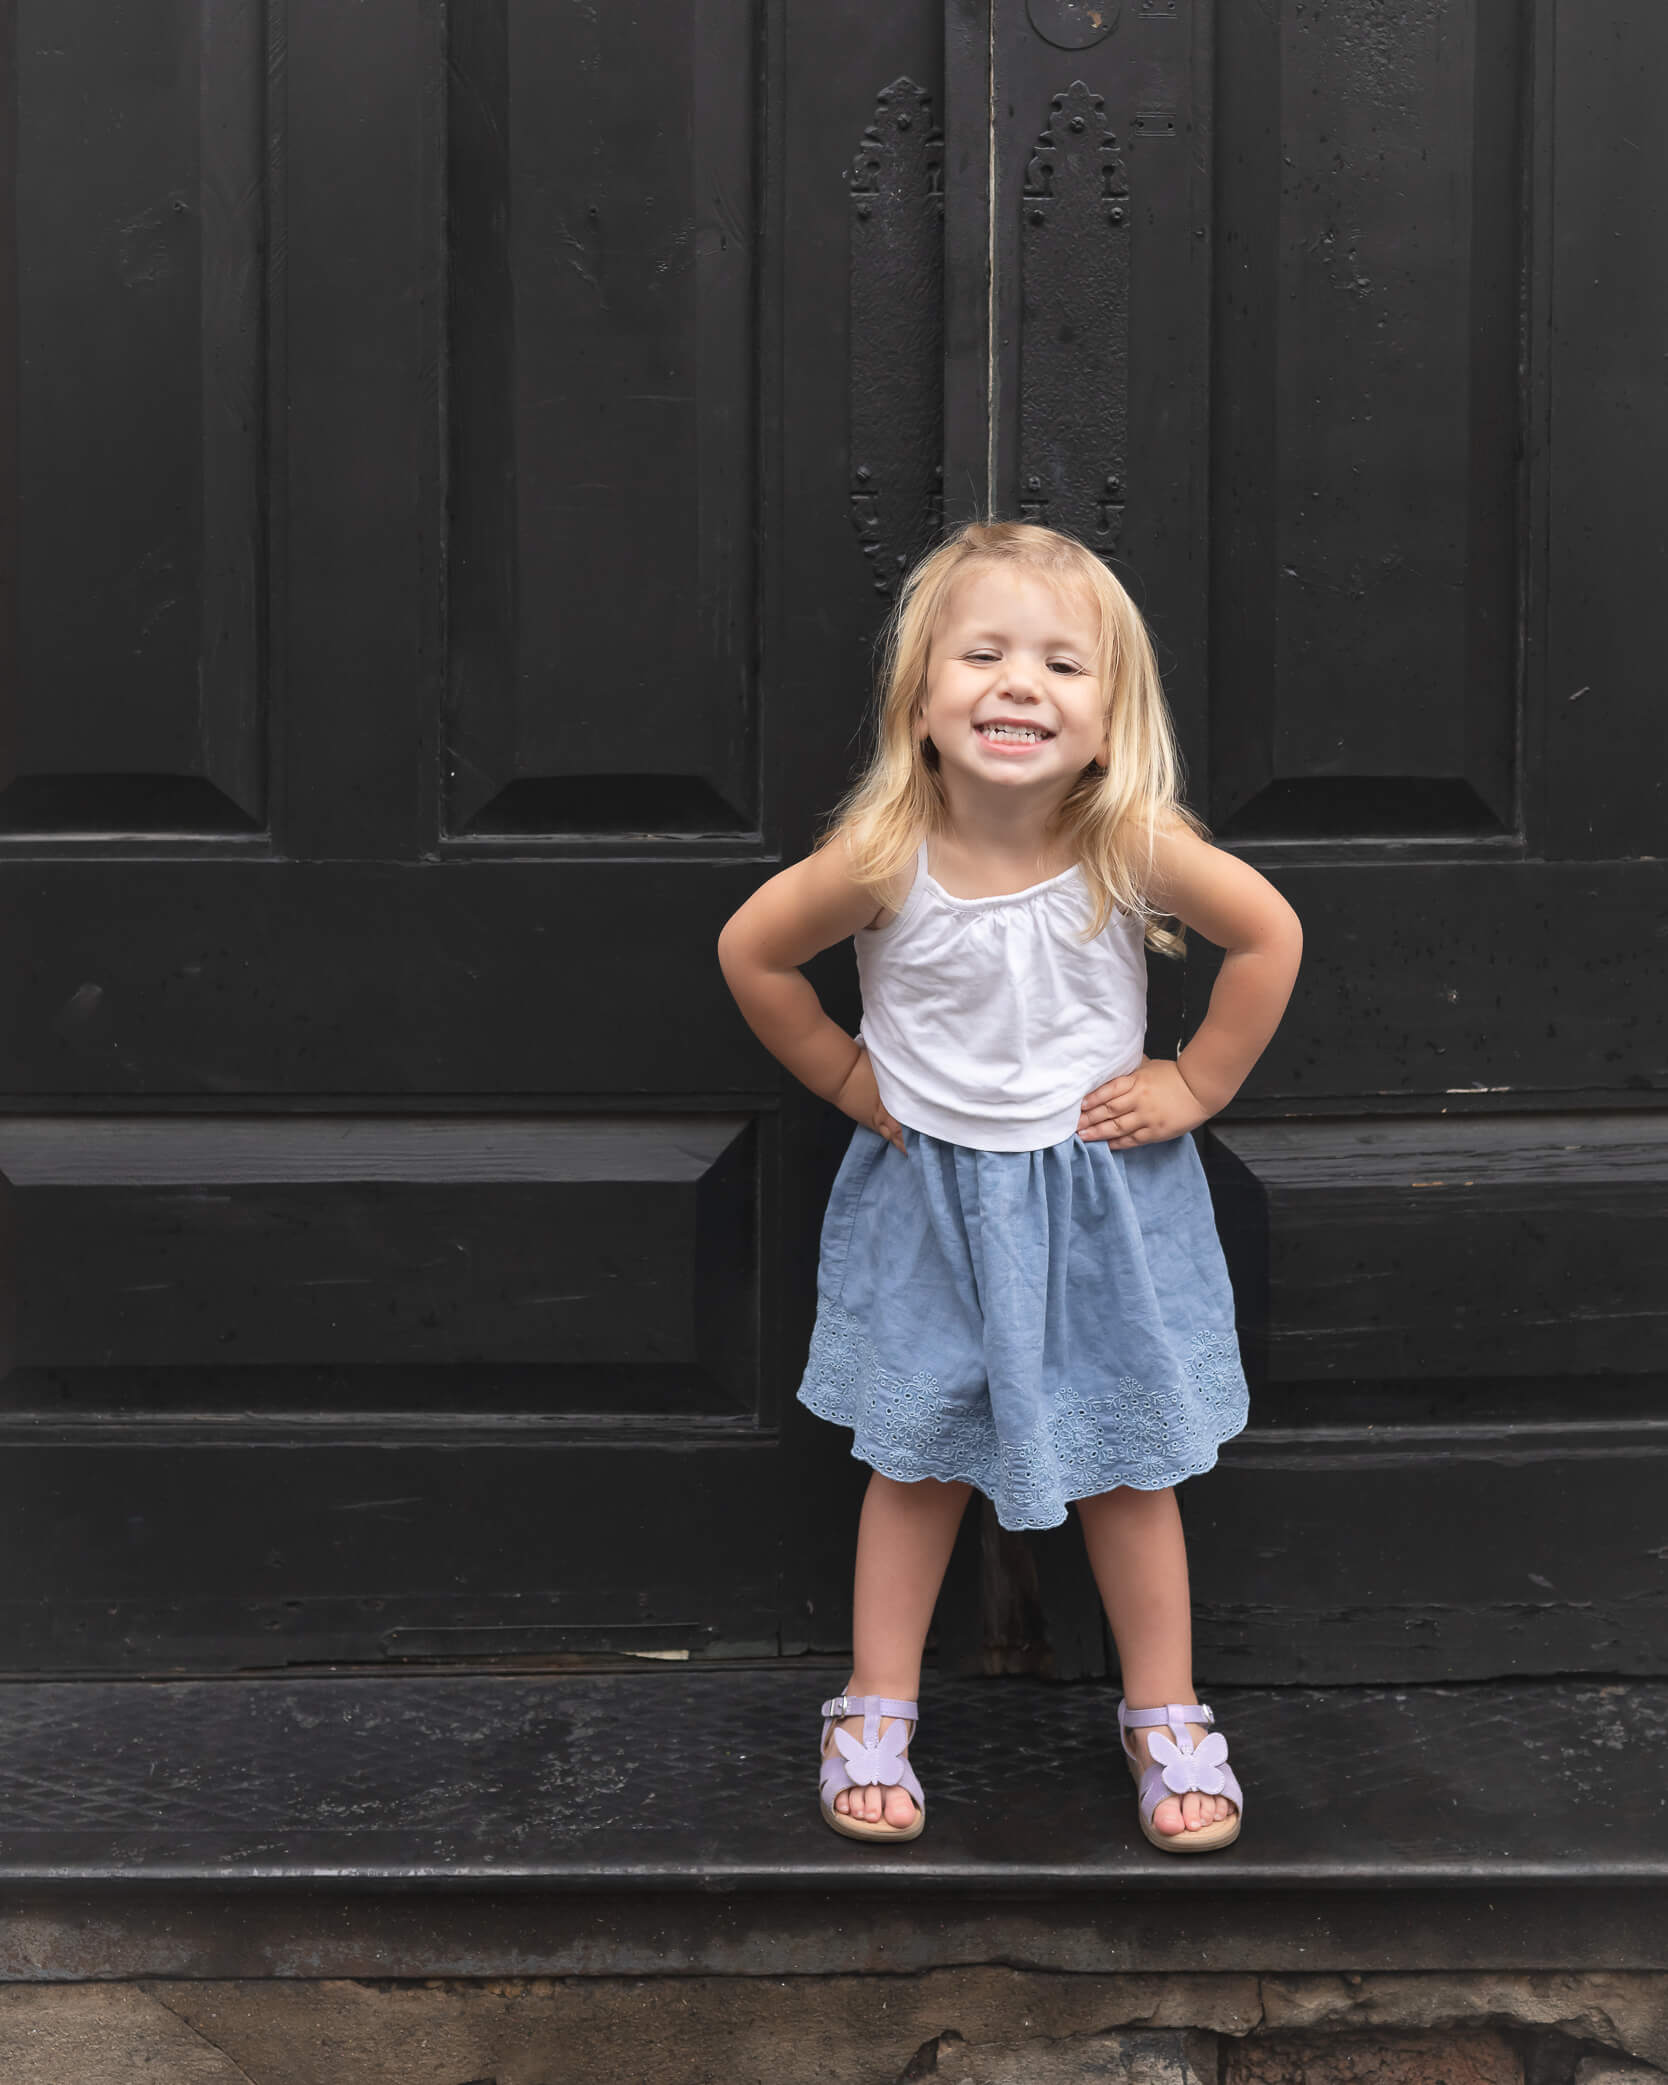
[1125,1716,1239,1837]
[825,1711,920,1831]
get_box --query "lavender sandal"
[1118,1699,1243,1853]
[818,1694,926,1843]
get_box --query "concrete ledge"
[3,1887,1667,1984]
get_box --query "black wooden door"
[1188,0,1668,1685]
[0,0,933,1672]
[1,0,1662,1684]
[934,0,1668,1686]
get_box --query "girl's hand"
[1077,1055,1210,1147]
[834,1046,908,1156]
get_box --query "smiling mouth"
[975,722,1055,743]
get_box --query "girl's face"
[916,565,1109,806]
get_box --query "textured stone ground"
[0,1970,1661,2085]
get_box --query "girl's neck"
[932,819,1078,891]
[935,780,1077,881]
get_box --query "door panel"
[1211,0,1523,840]
[4,0,266,837]
[445,0,758,836]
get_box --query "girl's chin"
[943,764,1073,800]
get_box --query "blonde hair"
[819,520,1207,957]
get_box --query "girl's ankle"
[841,1678,920,1707]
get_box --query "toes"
[1151,1795,1185,1836]
[884,1785,917,1829]
[1182,1794,1236,1831]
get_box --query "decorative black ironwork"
[1019,81,1129,555]
[1026,0,1122,51]
[849,78,944,596]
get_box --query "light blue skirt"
[796,1123,1249,1531]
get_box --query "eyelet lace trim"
[798,1302,1248,1531]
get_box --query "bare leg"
[830,1469,972,1829]
[1075,1485,1237,1837]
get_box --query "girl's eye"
[1050,661,1083,674]
[966,651,999,663]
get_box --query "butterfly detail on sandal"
[1148,1728,1230,1797]
[832,1719,911,1788]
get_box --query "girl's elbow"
[1277,906,1303,978]
[716,915,775,998]
[715,916,747,984]
[1268,889,1302,953]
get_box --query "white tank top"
[854,839,1148,1153]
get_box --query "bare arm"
[1153,823,1304,1114]
[1079,820,1302,1146]
[715,837,883,1104]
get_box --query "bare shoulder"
[1141,810,1218,907]
[1142,812,1303,953]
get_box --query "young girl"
[717,521,1301,1854]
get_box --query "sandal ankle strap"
[822,1694,918,1722]
[1118,1700,1213,1732]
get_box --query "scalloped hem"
[797,1301,1249,1532]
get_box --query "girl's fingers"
[1086,1115,1144,1143]
[1085,1079,1143,1119]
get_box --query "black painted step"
[1,1667,1661,1889]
